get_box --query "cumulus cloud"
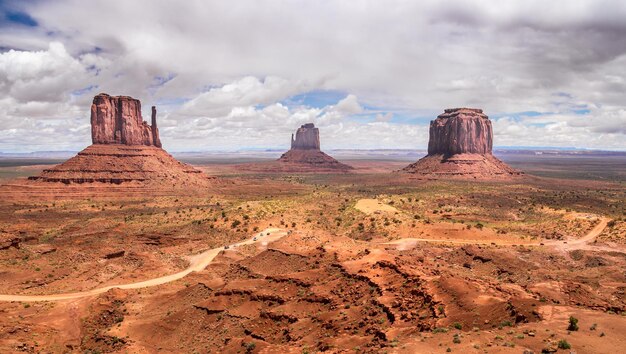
[334,94,363,115]
[0,0,624,152]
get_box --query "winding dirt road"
[0,216,612,303]
[0,228,288,302]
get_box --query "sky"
[0,0,625,153]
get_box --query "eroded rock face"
[402,108,520,178]
[91,93,162,147]
[291,123,320,150]
[428,108,492,156]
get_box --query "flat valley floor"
[0,155,624,353]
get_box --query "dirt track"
[0,228,287,302]
[385,217,610,249]
[0,217,611,302]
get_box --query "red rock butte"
[402,108,520,178]
[91,93,162,147]
[29,93,210,185]
[277,123,352,171]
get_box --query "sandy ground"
[0,228,287,302]
[354,198,399,214]
[386,216,610,249]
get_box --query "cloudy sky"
[1,0,625,152]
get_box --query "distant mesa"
[29,93,210,185]
[401,108,521,178]
[277,123,353,171]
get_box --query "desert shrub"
[244,342,256,352]
[453,322,462,330]
[231,220,241,228]
[557,339,571,349]
[567,316,579,331]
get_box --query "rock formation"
[428,108,492,155]
[402,108,520,178]
[91,93,161,147]
[277,123,352,171]
[291,123,320,150]
[30,93,209,185]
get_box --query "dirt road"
[0,228,288,302]
[385,217,610,250]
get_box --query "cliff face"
[291,123,321,150]
[91,93,162,147]
[427,108,492,156]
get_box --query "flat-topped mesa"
[401,108,520,178]
[428,108,492,156]
[291,123,320,150]
[91,93,162,147]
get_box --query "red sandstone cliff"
[428,108,492,156]
[91,93,162,147]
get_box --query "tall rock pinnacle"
[151,106,162,148]
[90,93,161,147]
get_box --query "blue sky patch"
[282,90,347,109]
[71,85,98,97]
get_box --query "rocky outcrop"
[277,123,352,171]
[428,108,492,156]
[402,108,520,178]
[291,123,320,150]
[29,93,211,185]
[91,93,162,147]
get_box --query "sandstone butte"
[402,108,520,178]
[278,123,353,171]
[91,93,162,147]
[29,93,209,185]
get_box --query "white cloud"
[178,76,306,117]
[334,94,363,115]
[0,1,624,151]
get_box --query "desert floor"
[0,158,624,353]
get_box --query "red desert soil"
[0,160,624,353]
